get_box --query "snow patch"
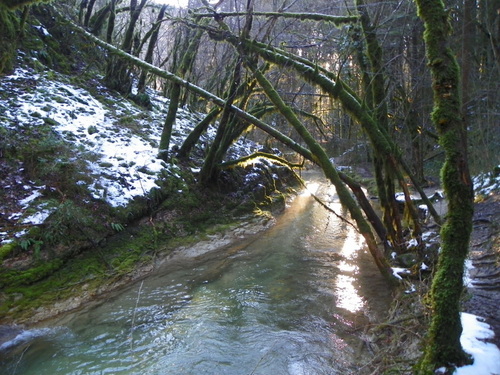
[391,267,411,280]
[455,313,500,375]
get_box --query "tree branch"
[192,11,359,26]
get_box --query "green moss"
[0,5,18,75]
[43,117,59,126]
[0,190,279,322]
[0,242,16,263]
[415,0,475,371]
[0,259,64,288]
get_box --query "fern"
[110,222,125,232]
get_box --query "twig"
[292,169,359,231]
[12,344,31,375]
[130,280,144,351]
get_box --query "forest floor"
[464,192,500,347]
[363,187,500,374]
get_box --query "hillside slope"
[0,8,300,322]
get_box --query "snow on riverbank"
[454,313,500,375]
[2,57,500,371]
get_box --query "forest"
[0,0,499,374]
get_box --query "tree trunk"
[414,0,474,372]
[106,0,116,43]
[64,17,399,249]
[248,62,396,282]
[158,26,204,161]
[78,0,88,24]
[177,107,222,159]
[137,4,167,92]
[0,3,18,75]
[199,58,243,185]
[83,0,97,27]
[104,0,147,94]
[223,33,441,226]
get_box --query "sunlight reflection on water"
[0,174,391,375]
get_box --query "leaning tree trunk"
[199,58,243,185]
[137,4,167,92]
[247,62,396,282]
[158,28,203,161]
[177,107,221,159]
[64,16,396,251]
[220,31,441,226]
[414,0,474,373]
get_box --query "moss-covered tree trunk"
[221,31,441,226]
[158,27,204,161]
[137,4,167,92]
[199,58,243,184]
[177,107,222,159]
[106,0,116,43]
[83,0,97,27]
[355,0,427,251]
[64,17,396,250]
[414,0,474,373]
[248,62,396,282]
[104,0,147,94]
[0,3,18,74]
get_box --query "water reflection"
[1,175,392,375]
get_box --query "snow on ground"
[454,313,500,375]
[458,170,500,374]
[473,166,500,197]
[2,58,500,372]
[0,58,259,243]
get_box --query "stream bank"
[0,173,394,375]
[0,159,301,326]
[362,191,500,374]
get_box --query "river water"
[1,176,393,374]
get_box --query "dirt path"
[464,193,500,346]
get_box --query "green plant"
[0,5,18,74]
[43,200,96,245]
[110,222,125,232]
[19,238,44,259]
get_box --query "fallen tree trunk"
[57,9,395,280]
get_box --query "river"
[0,175,393,374]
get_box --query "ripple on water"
[1,177,392,375]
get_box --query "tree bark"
[193,11,359,25]
[61,13,392,250]
[104,0,147,94]
[137,4,167,92]
[106,0,116,43]
[177,107,222,159]
[247,62,396,282]
[158,26,204,161]
[414,0,474,372]
[199,58,243,184]
[0,3,19,74]
[83,0,97,27]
